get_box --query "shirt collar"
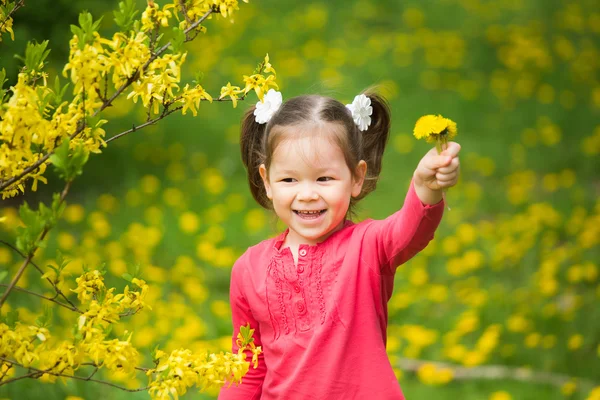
[272,219,355,253]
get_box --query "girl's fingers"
[437,180,456,188]
[435,173,458,183]
[437,158,460,174]
[436,169,459,181]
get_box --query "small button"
[297,266,304,273]
[296,301,306,313]
[294,285,301,293]
[299,249,307,257]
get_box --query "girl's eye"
[318,177,334,182]
[281,178,295,183]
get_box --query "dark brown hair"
[240,90,391,212]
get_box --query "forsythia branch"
[0,240,81,311]
[105,105,183,143]
[0,284,81,313]
[0,0,24,37]
[0,356,151,392]
[99,8,214,115]
[0,7,216,194]
[0,180,72,308]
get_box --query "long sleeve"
[218,259,267,400]
[362,179,445,274]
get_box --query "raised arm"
[362,142,461,274]
[218,261,267,400]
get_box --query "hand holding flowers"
[413,114,460,208]
[413,141,461,205]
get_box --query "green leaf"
[2,309,19,329]
[71,12,103,50]
[50,139,89,181]
[0,68,7,101]
[0,270,8,283]
[49,138,70,178]
[193,71,205,85]
[52,76,70,105]
[122,273,133,282]
[50,193,67,226]
[14,40,51,74]
[35,305,53,328]
[114,0,139,32]
[69,144,90,179]
[170,27,186,52]
[56,250,72,273]
[16,201,46,254]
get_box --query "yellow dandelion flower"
[489,391,512,400]
[413,114,458,144]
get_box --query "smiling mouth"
[294,210,326,219]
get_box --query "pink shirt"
[219,181,444,399]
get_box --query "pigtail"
[240,106,271,209]
[356,91,391,200]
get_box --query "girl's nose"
[297,184,319,201]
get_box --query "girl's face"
[259,127,366,247]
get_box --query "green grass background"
[1,0,599,399]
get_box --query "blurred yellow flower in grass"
[245,208,268,233]
[568,334,584,350]
[0,247,12,265]
[163,187,186,208]
[63,204,85,224]
[179,211,201,234]
[506,314,530,333]
[57,232,76,251]
[201,225,226,244]
[183,277,208,304]
[65,396,85,400]
[562,381,578,396]
[489,391,512,400]
[525,332,541,348]
[97,193,119,213]
[409,268,428,286]
[211,300,231,319]
[588,386,600,400]
[166,162,186,181]
[417,363,453,385]
[226,193,247,212]
[202,167,226,195]
[427,284,448,303]
[140,174,161,195]
[88,211,111,239]
[462,350,485,367]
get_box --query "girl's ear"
[351,160,367,198]
[259,164,273,200]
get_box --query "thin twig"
[0,371,42,385]
[178,0,193,39]
[0,357,150,391]
[0,284,80,313]
[0,240,80,310]
[105,106,183,143]
[0,180,73,308]
[0,0,25,34]
[0,362,13,381]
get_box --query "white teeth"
[297,210,322,214]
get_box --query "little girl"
[219,89,461,399]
